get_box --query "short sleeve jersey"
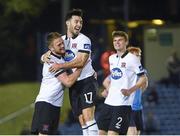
[104,51,144,106]
[35,53,65,107]
[132,69,147,110]
[62,33,95,81]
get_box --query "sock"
[82,125,88,135]
[86,119,98,135]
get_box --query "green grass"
[0,82,71,134]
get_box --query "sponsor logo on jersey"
[111,68,123,80]
[84,44,91,50]
[72,43,77,48]
[64,50,75,62]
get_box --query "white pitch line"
[0,103,34,125]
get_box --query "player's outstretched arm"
[56,68,82,87]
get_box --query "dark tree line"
[0,0,62,82]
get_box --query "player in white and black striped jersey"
[31,32,82,135]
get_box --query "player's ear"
[126,41,129,46]
[66,20,70,26]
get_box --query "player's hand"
[93,72,97,80]
[141,80,148,92]
[49,63,62,72]
[121,89,131,96]
[101,89,108,98]
[42,50,51,63]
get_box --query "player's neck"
[117,49,126,57]
[51,51,62,57]
[66,31,79,39]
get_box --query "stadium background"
[0,0,180,134]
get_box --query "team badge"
[72,43,77,48]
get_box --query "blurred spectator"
[166,50,180,87]
[146,86,159,106]
[144,111,160,134]
[100,50,115,77]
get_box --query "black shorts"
[69,76,98,117]
[129,110,144,131]
[97,104,132,135]
[31,102,60,135]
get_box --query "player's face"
[113,36,128,52]
[51,38,65,55]
[67,15,83,36]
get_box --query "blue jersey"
[132,69,147,111]
[132,88,143,110]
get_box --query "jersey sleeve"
[78,36,91,54]
[54,69,66,77]
[131,55,145,76]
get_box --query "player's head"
[47,32,65,55]
[112,31,129,52]
[127,46,141,58]
[65,9,83,37]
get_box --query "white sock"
[82,125,88,135]
[86,119,98,135]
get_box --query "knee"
[82,106,95,121]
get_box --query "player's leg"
[127,127,137,135]
[78,114,88,135]
[127,110,138,135]
[97,104,111,135]
[108,106,132,135]
[31,102,41,135]
[69,84,88,135]
[107,130,119,135]
[82,106,98,135]
[134,110,144,135]
[31,102,60,135]
[80,76,99,135]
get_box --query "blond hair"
[47,32,61,48]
